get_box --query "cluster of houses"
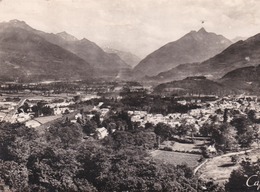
[128,95,260,133]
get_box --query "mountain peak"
[56,31,78,41]
[9,19,25,24]
[6,19,32,30]
[198,27,207,33]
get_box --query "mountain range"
[39,33,131,77]
[0,19,131,81]
[1,19,260,93]
[133,28,232,77]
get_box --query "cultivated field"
[151,150,202,168]
[161,140,206,152]
[34,115,63,124]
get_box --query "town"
[0,80,259,168]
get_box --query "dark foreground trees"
[0,121,208,192]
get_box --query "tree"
[41,106,54,116]
[231,116,257,148]
[46,123,83,148]
[237,125,256,148]
[200,123,213,136]
[154,123,174,141]
[211,123,238,152]
[223,108,229,123]
[175,123,190,139]
[82,120,97,135]
[230,155,239,164]
[92,113,101,127]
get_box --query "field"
[151,150,202,168]
[34,115,63,124]
[198,149,260,183]
[161,140,206,152]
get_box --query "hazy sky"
[0,0,260,58]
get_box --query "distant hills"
[153,64,260,96]
[0,20,131,81]
[0,20,92,82]
[133,28,232,77]
[219,65,260,94]
[154,76,238,95]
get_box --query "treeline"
[120,93,201,115]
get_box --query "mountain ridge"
[133,28,232,77]
[0,23,93,82]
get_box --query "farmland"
[161,140,206,153]
[151,150,202,168]
[34,115,63,125]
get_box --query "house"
[75,113,83,120]
[96,127,108,139]
[54,107,72,115]
[207,144,217,153]
[25,120,41,128]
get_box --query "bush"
[162,147,173,151]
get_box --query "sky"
[0,0,260,58]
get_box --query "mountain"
[103,48,141,68]
[150,33,260,83]
[41,33,130,78]
[133,28,232,77]
[1,20,130,79]
[0,20,93,82]
[154,76,238,95]
[47,37,130,77]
